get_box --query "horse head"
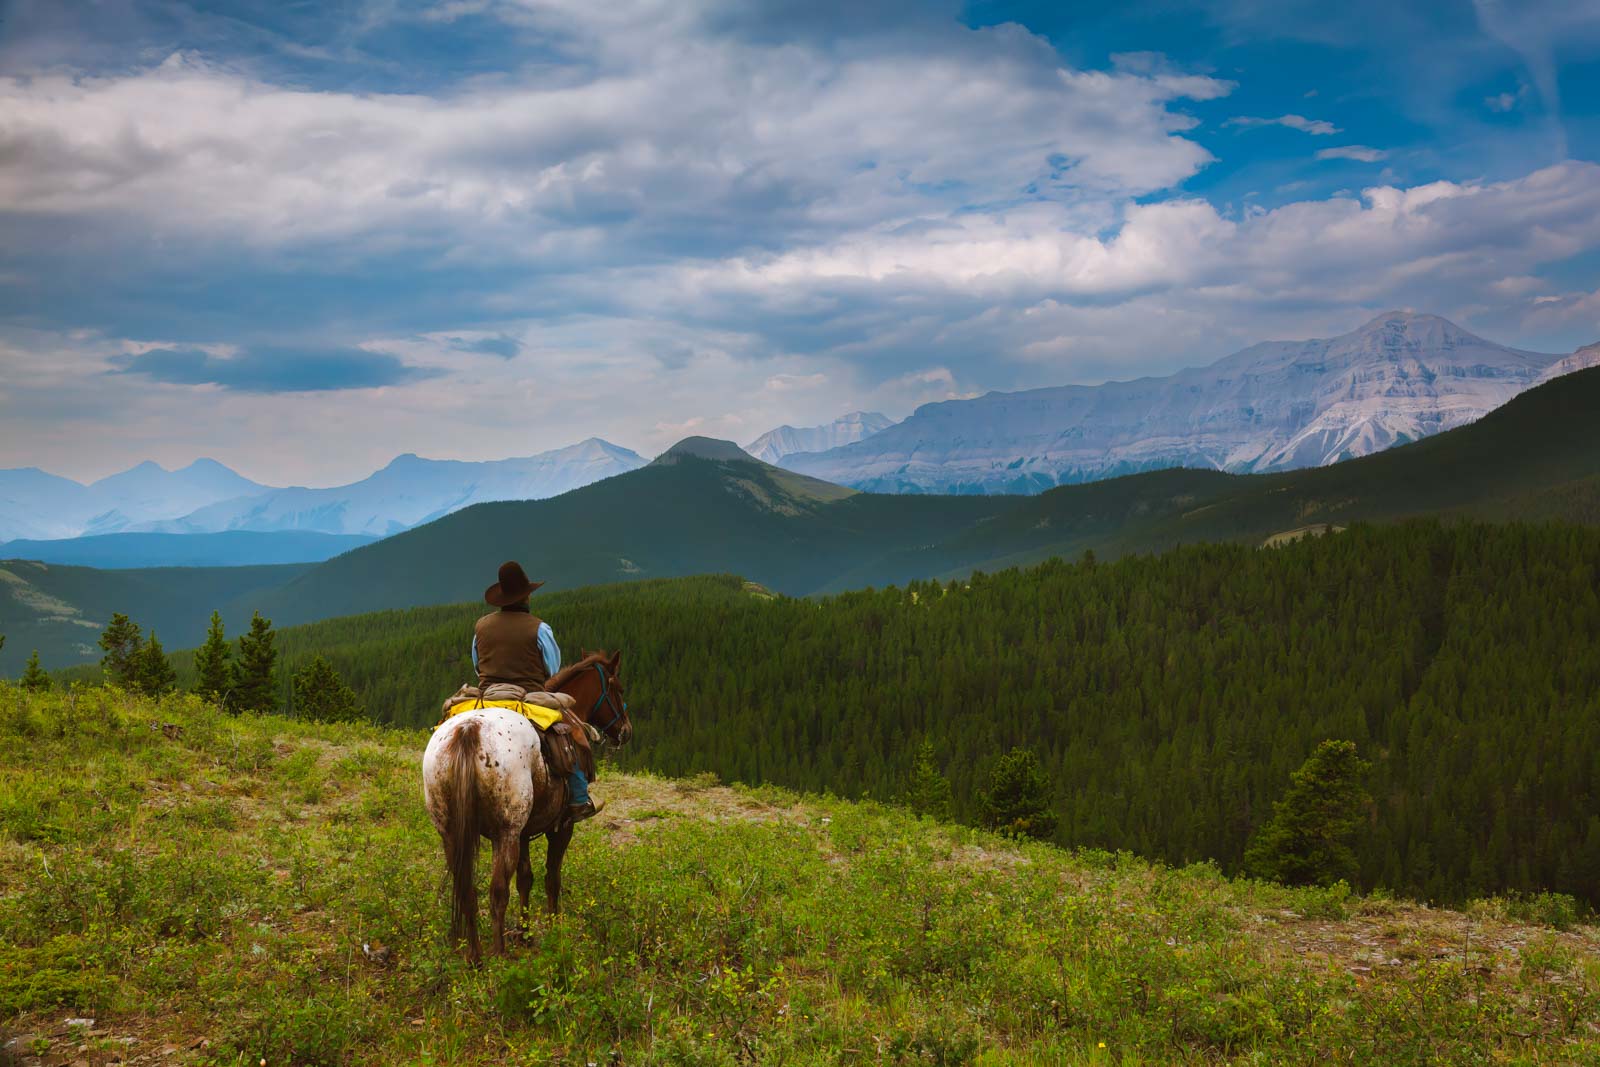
[551,649,633,746]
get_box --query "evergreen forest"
[98,518,1595,908]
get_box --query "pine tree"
[98,613,144,688]
[292,655,363,723]
[193,611,232,703]
[902,739,953,820]
[979,748,1058,840]
[134,631,177,696]
[20,649,51,692]
[1245,739,1372,887]
[233,611,279,714]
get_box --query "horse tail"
[444,718,483,960]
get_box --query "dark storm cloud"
[111,345,443,393]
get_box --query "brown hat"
[484,561,544,607]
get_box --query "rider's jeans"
[568,767,591,806]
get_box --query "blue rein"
[589,663,626,736]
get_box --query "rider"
[471,560,603,823]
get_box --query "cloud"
[110,345,443,393]
[1485,86,1526,113]
[4,1,1600,485]
[0,32,1228,259]
[1316,145,1388,162]
[458,334,522,359]
[1225,114,1340,135]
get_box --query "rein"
[588,663,626,741]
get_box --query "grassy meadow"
[4,685,1600,1065]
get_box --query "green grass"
[3,685,1600,1065]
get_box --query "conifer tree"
[134,631,177,696]
[292,655,363,723]
[902,739,953,820]
[1245,739,1372,887]
[233,611,279,714]
[98,613,144,688]
[979,748,1058,840]
[193,611,232,703]
[20,649,51,692]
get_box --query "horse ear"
[608,649,622,672]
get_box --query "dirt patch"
[594,776,803,845]
[1254,901,1600,981]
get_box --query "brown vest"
[474,610,550,689]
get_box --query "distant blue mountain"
[0,439,646,542]
[0,458,271,541]
[0,530,378,569]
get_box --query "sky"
[2,0,1599,486]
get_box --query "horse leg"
[544,822,574,914]
[488,831,520,956]
[516,836,535,926]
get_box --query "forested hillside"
[872,361,1600,581]
[141,519,1600,908]
[0,559,311,675]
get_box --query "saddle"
[439,683,597,782]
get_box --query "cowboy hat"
[484,560,545,607]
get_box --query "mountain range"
[0,438,645,545]
[8,364,1600,675]
[783,311,1590,493]
[742,411,894,464]
[8,312,1593,551]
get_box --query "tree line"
[66,609,363,723]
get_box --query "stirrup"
[567,800,604,823]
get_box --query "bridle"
[588,663,627,743]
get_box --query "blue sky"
[2,0,1598,484]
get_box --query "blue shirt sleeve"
[470,634,479,673]
[538,622,561,678]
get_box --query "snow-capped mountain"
[82,458,274,535]
[0,459,273,542]
[783,312,1579,494]
[1534,341,1600,387]
[139,438,646,536]
[743,412,895,464]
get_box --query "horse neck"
[551,663,600,722]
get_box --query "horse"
[422,649,633,963]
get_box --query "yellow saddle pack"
[435,698,565,731]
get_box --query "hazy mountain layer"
[743,411,894,464]
[785,312,1573,494]
[0,459,272,542]
[140,438,646,537]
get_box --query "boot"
[568,799,605,823]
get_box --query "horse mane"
[546,650,612,691]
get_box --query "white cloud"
[1225,114,1340,135]
[1485,87,1525,112]
[1316,145,1388,162]
[0,28,1228,253]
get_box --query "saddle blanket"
[436,698,565,731]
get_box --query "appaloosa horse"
[422,650,633,963]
